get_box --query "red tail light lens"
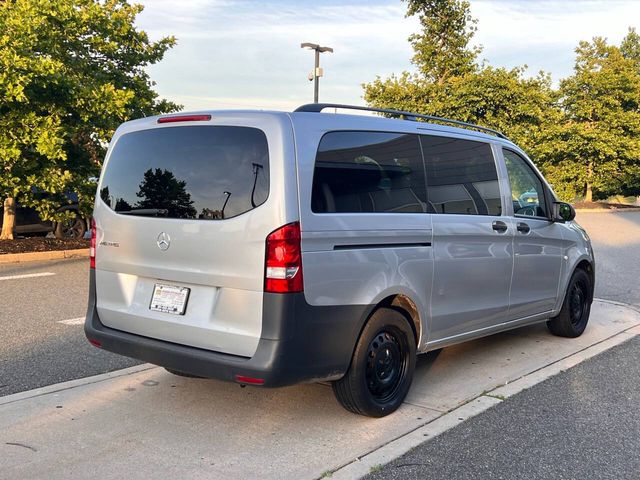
[90,218,96,269]
[265,222,303,293]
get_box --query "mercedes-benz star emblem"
[157,232,171,251]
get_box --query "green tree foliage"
[621,28,640,65]
[0,0,179,238]
[364,0,640,202]
[544,35,640,201]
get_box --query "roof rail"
[294,103,509,140]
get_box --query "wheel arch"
[355,293,424,349]
[379,294,422,346]
[558,258,595,310]
[574,259,595,302]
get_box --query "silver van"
[85,104,595,417]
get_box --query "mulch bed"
[0,237,89,255]
[574,201,639,210]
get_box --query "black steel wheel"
[54,212,86,239]
[365,328,410,404]
[332,307,416,417]
[547,268,592,338]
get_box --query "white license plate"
[150,284,190,315]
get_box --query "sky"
[135,0,640,112]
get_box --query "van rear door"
[93,114,294,357]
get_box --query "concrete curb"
[575,208,640,213]
[329,300,640,480]
[0,364,155,407]
[0,248,88,264]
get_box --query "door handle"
[492,220,508,233]
[517,222,530,234]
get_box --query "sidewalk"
[1,300,639,480]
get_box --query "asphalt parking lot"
[575,210,640,306]
[0,258,140,397]
[0,211,639,480]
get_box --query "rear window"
[99,126,269,220]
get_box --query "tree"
[621,27,640,66]
[135,169,197,219]
[0,0,180,239]
[549,35,640,201]
[363,0,561,175]
[405,0,480,84]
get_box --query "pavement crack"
[6,442,38,452]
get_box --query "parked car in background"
[0,192,87,239]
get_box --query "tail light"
[264,222,303,293]
[90,218,96,269]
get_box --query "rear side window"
[311,131,427,213]
[421,135,501,216]
[100,126,269,220]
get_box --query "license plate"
[150,284,190,315]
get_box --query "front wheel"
[547,269,592,338]
[332,308,416,417]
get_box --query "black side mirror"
[553,202,576,222]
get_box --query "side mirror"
[553,202,575,222]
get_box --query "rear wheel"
[54,212,86,239]
[332,308,416,417]
[547,269,592,338]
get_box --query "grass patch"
[485,393,507,401]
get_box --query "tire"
[547,269,592,338]
[164,368,204,378]
[332,308,416,417]
[54,211,86,239]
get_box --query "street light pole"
[301,42,333,103]
[313,48,320,103]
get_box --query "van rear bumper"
[84,271,371,387]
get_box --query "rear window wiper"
[118,208,169,217]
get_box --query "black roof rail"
[294,103,509,140]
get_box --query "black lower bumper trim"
[84,270,372,387]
